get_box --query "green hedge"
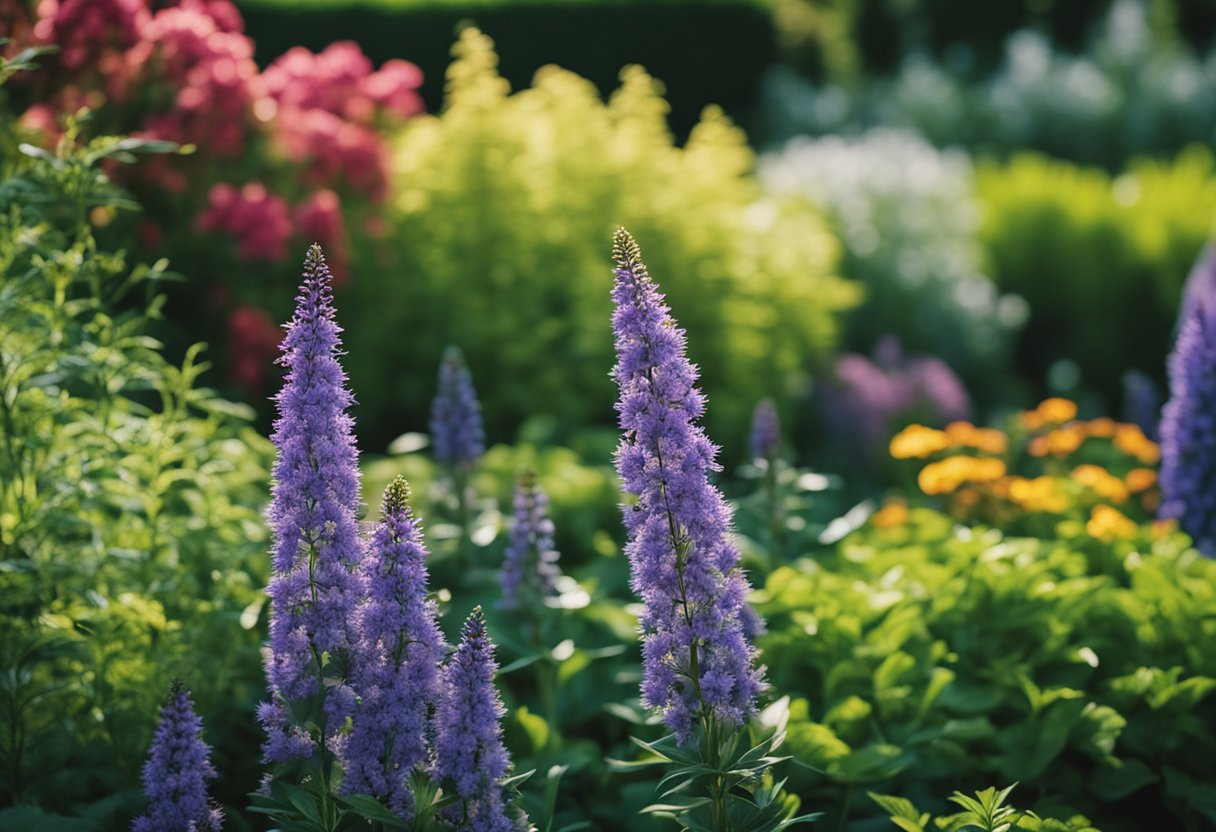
[976,147,1216,405]
[239,0,777,136]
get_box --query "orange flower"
[871,498,909,528]
[918,456,1007,495]
[1007,476,1070,513]
[1022,398,1078,431]
[1071,464,1130,502]
[1087,505,1138,541]
[1029,424,1086,457]
[944,421,1008,454]
[1113,425,1161,464]
[1085,417,1117,438]
[890,425,950,459]
[1125,468,1157,493]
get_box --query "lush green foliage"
[345,29,856,452]
[0,105,272,826]
[758,504,1216,831]
[975,147,1216,404]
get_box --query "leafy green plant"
[0,77,272,826]
[345,27,856,453]
[757,505,1216,831]
[871,784,1101,832]
[976,147,1216,402]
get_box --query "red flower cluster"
[196,183,294,263]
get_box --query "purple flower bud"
[343,477,447,818]
[610,229,765,743]
[132,681,223,832]
[1160,246,1216,556]
[261,244,365,760]
[500,471,561,610]
[748,399,781,462]
[433,608,520,831]
[431,346,485,467]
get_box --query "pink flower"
[263,41,374,123]
[363,59,424,119]
[196,182,293,263]
[171,0,243,32]
[226,305,282,395]
[33,0,147,73]
[275,109,388,201]
[294,190,350,286]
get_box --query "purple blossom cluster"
[819,336,970,472]
[260,244,365,760]
[132,681,223,832]
[433,608,520,832]
[1160,247,1216,557]
[343,477,446,819]
[431,346,485,468]
[748,398,781,462]
[256,246,522,826]
[610,228,764,742]
[500,471,562,610]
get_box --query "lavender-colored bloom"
[431,346,485,467]
[433,608,520,832]
[819,336,970,473]
[610,228,764,742]
[1123,370,1163,442]
[1160,247,1216,557]
[499,471,561,610]
[261,245,365,761]
[748,398,781,462]
[132,681,223,832]
[343,477,446,817]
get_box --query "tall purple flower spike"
[500,470,561,610]
[260,244,365,762]
[431,345,485,468]
[343,477,447,818]
[1160,246,1216,557]
[132,681,223,832]
[433,608,520,832]
[748,398,781,462]
[610,228,765,743]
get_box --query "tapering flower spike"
[748,398,781,462]
[433,608,520,832]
[500,470,561,610]
[1160,246,1216,556]
[343,477,447,817]
[260,244,365,761]
[430,345,485,468]
[610,228,764,742]
[132,681,223,832]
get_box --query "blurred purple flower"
[430,345,485,468]
[500,471,561,610]
[748,398,781,462]
[132,681,222,832]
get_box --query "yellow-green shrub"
[346,29,856,451]
[976,148,1216,402]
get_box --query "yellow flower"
[1028,424,1086,457]
[890,425,950,459]
[1007,476,1070,513]
[1113,425,1161,464]
[1087,505,1138,541]
[1022,398,1078,430]
[944,421,1008,454]
[871,498,909,528]
[1071,464,1130,502]
[1085,417,1117,438]
[1125,467,1157,493]
[918,455,1006,495]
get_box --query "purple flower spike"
[431,346,485,468]
[261,244,365,760]
[1160,246,1216,557]
[1123,370,1163,443]
[748,399,781,462]
[132,681,223,832]
[433,608,520,832]
[500,471,562,610]
[610,228,765,743]
[343,477,447,818]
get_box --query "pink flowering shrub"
[7,0,423,394]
